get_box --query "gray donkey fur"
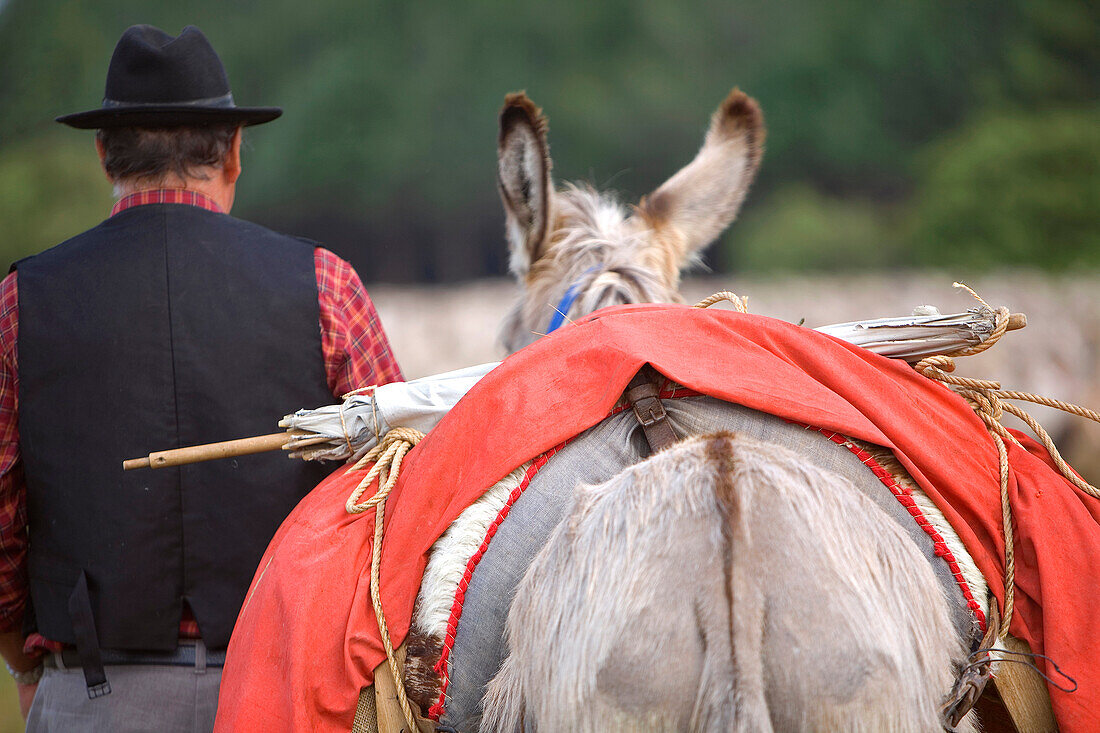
[481,433,975,732]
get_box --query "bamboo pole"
[123,432,328,471]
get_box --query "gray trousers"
[26,642,221,733]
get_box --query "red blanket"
[216,304,1100,732]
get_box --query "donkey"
[403,90,983,732]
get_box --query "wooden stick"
[372,643,433,733]
[993,633,1057,733]
[123,432,307,471]
[1007,313,1027,331]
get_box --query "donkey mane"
[500,184,681,350]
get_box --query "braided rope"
[344,426,426,732]
[694,291,749,312]
[999,391,1100,427]
[1000,402,1100,499]
[913,291,1100,638]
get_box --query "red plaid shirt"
[0,190,402,653]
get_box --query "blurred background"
[3,0,1097,280]
[0,0,1097,727]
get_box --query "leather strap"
[68,570,110,698]
[625,365,679,453]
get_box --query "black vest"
[16,204,335,651]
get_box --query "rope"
[694,291,749,312]
[1000,401,1099,499]
[344,427,426,732]
[345,426,423,513]
[912,286,1100,638]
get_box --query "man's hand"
[1,629,41,719]
[17,681,37,719]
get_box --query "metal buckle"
[632,396,666,427]
[941,658,991,730]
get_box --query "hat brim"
[56,105,282,129]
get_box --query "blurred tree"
[0,0,1096,280]
[910,106,1100,271]
[728,184,901,272]
[0,131,113,259]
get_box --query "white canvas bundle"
[281,361,498,461]
[815,305,1001,360]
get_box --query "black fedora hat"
[57,25,282,129]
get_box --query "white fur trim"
[415,463,532,636]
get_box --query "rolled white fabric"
[281,361,500,462]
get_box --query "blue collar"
[548,266,598,334]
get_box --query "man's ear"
[223,127,243,184]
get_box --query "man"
[0,24,403,730]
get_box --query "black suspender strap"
[68,571,111,698]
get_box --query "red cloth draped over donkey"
[215,304,1100,732]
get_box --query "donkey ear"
[498,92,553,278]
[638,89,765,273]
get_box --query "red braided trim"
[427,441,566,719]
[814,428,988,633]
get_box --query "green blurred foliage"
[911,106,1100,270]
[0,131,113,258]
[731,185,901,272]
[0,0,1097,280]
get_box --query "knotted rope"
[345,426,426,732]
[912,284,1100,640]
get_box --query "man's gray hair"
[96,125,239,186]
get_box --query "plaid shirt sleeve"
[315,249,403,396]
[0,272,27,633]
